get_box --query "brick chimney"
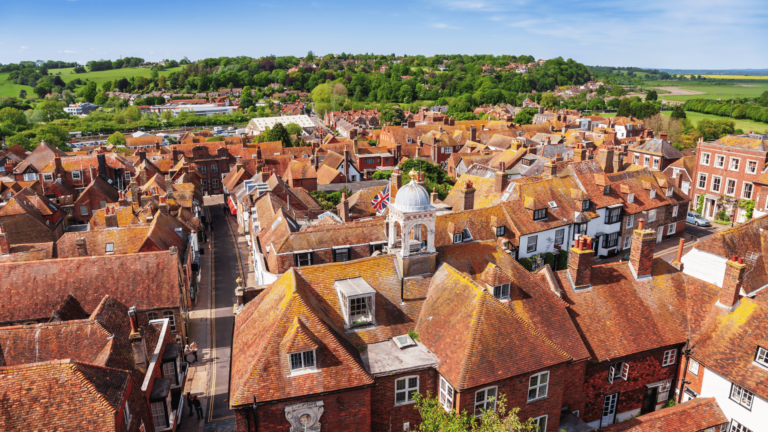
[137,150,147,162]
[659,131,668,141]
[470,125,477,142]
[573,144,587,162]
[629,219,656,280]
[159,195,169,216]
[343,145,350,179]
[543,158,557,179]
[720,256,747,308]
[54,154,63,178]
[128,306,149,372]
[105,206,119,228]
[495,162,508,193]
[670,238,685,271]
[75,237,87,256]
[165,175,174,200]
[172,146,180,163]
[430,187,439,204]
[456,180,475,211]
[337,192,350,222]
[597,147,615,173]
[391,167,402,199]
[0,225,9,255]
[567,235,594,289]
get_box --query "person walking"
[190,341,198,362]
[187,393,194,417]
[192,395,204,420]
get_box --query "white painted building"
[690,368,767,432]
[245,115,315,135]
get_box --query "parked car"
[686,211,711,227]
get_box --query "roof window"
[105,243,114,254]
[335,277,376,328]
[393,334,416,349]
[548,201,558,209]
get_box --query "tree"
[6,133,32,150]
[107,132,127,146]
[94,93,108,106]
[33,81,53,98]
[0,107,29,131]
[161,109,174,122]
[513,108,538,125]
[260,123,292,147]
[36,99,66,121]
[539,93,558,110]
[81,81,98,103]
[381,105,405,126]
[617,98,632,117]
[413,392,537,432]
[18,89,27,99]
[30,124,71,150]
[670,105,686,120]
[285,122,303,136]
[205,136,224,142]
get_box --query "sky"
[2,0,767,69]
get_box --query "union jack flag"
[371,183,390,215]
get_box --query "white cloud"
[431,23,461,29]
[20,46,30,50]
[58,50,77,54]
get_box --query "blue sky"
[2,0,767,69]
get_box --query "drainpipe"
[677,340,694,403]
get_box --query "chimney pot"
[739,257,744,264]
[638,219,645,231]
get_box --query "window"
[650,189,657,199]
[151,402,167,429]
[743,183,753,199]
[626,214,634,229]
[623,236,632,250]
[199,166,207,174]
[554,229,565,245]
[533,209,546,220]
[715,155,725,168]
[162,362,176,382]
[201,180,207,187]
[573,223,587,238]
[608,362,629,384]
[730,420,754,432]
[604,185,611,195]
[395,376,419,405]
[662,349,677,366]
[444,147,453,154]
[644,155,650,167]
[667,223,675,235]
[124,401,132,427]
[295,252,312,267]
[730,384,754,410]
[532,415,547,431]
[653,157,660,169]
[290,350,316,371]
[333,248,349,262]
[698,174,707,189]
[730,157,740,171]
[527,236,538,253]
[725,179,736,196]
[439,376,454,411]
[474,387,497,416]
[349,296,371,324]
[701,153,710,165]
[163,311,176,332]
[657,379,672,403]
[211,164,218,173]
[493,284,510,300]
[634,154,639,164]
[125,172,131,181]
[649,209,657,222]
[666,187,673,197]
[42,173,54,182]
[756,347,768,367]
[105,243,114,254]
[605,207,621,224]
[495,226,505,236]
[604,232,619,248]
[582,200,590,211]
[23,172,38,181]
[365,158,375,164]
[453,233,463,244]
[80,205,89,216]
[689,359,700,376]
[747,160,757,174]
[212,179,219,188]
[147,312,158,321]
[527,371,549,401]
[72,170,81,181]
[673,205,679,217]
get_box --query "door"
[641,387,659,414]
[601,393,618,426]
[657,228,664,243]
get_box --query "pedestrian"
[187,393,194,417]
[210,221,214,232]
[190,341,198,362]
[193,396,203,419]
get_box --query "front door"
[641,387,659,415]
[601,393,618,426]
[657,228,664,243]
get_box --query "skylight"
[548,201,558,209]
[271,217,283,230]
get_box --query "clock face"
[299,414,311,426]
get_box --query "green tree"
[161,109,174,122]
[380,105,405,126]
[513,108,538,125]
[33,82,53,99]
[671,105,686,120]
[285,122,303,136]
[539,93,558,110]
[205,136,224,142]
[6,133,32,150]
[19,89,27,99]
[0,107,29,131]
[95,93,108,106]
[413,392,537,432]
[36,99,67,122]
[645,89,658,101]
[107,131,127,146]
[617,98,632,117]
[260,123,292,147]
[30,124,71,150]
[81,81,98,103]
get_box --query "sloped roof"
[348,185,386,218]
[708,134,768,151]
[443,175,502,210]
[317,165,343,185]
[630,138,684,159]
[90,205,140,229]
[13,141,67,174]
[273,221,386,254]
[0,242,54,263]
[598,397,727,431]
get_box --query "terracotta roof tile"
[598,397,728,431]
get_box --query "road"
[657,222,729,263]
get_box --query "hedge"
[518,250,569,272]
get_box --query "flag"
[371,183,390,215]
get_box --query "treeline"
[684,96,768,125]
[0,60,78,73]
[87,57,145,71]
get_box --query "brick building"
[625,136,684,172]
[72,176,120,223]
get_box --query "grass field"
[50,66,184,85]
[683,75,768,80]
[592,111,767,133]
[0,72,38,99]
[657,83,768,102]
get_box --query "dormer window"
[105,243,114,254]
[666,187,673,197]
[454,233,463,243]
[533,209,547,220]
[495,226,505,236]
[603,185,611,195]
[581,200,590,212]
[289,350,316,371]
[755,346,768,367]
[335,277,376,328]
[72,170,82,181]
[628,193,634,203]
[493,283,510,300]
[650,189,657,199]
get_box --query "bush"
[518,250,568,272]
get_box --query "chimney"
[54,155,63,178]
[337,192,350,222]
[543,158,557,179]
[343,145,350,179]
[137,150,147,162]
[629,219,657,280]
[172,146,180,163]
[470,125,477,142]
[0,226,9,255]
[75,237,88,257]
[720,256,747,308]
[573,144,587,162]
[130,180,140,206]
[128,306,149,372]
[660,131,668,141]
[353,138,359,155]
[495,162,508,193]
[567,235,594,289]
[430,187,439,204]
[457,180,475,211]
[139,170,147,186]
[105,206,119,228]
[395,143,402,162]
[159,195,169,216]
[97,154,107,179]
[391,167,402,197]
[671,238,685,271]
[597,147,615,173]
[417,136,422,148]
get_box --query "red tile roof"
[598,397,728,431]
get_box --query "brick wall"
[371,369,436,432]
[675,355,705,398]
[560,360,588,417]
[73,187,116,223]
[272,245,376,274]
[581,345,683,424]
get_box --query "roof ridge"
[459,288,485,389]
[71,362,130,412]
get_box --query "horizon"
[2,0,767,70]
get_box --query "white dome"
[393,180,434,212]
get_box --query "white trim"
[394,375,419,406]
[142,318,170,392]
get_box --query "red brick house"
[662,155,695,200]
[626,136,684,172]
[0,188,67,245]
[73,176,120,223]
[598,397,728,431]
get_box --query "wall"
[0,213,55,245]
[699,368,766,432]
[371,369,436,432]
[518,225,570,259]
[586,207,622,257]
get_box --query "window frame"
[730,420,754,432]
[608,362,629,384]
[532,415,547,431]
[582,200,590,212]
[333,248,350,262]
[105,242,114,254]
[151,401,167,429]
[72,170,82,181]
[495,226,505,237]
[746,160,758,175]
[163,311,176,332]
[80,205,89,216]
[394,375,419,406]
[493,283,510,300]
[453,233,463,244]
[715,154,725,168]
[667,223,675,235]
[729,383,754,410]
[729,157,741,172]
[698,173,707,190]
[644,155,650,167]
[603,232,619,248]
[474,386,498,417]
[653,157,660,169]
[289,349,317,372]
[605,207,621,224]
[700,152,710,166]
[604,185,611,195]
[526,235,538,253]
[623,236,632,250]
[756,346,768,367]
[533,208,547,221]
[162,362,177,384]
[673,205,679,218]
[439,376,454,412]
[634,154,640,165]
[42,172,54,182]
[648,209,657,222]
[742,182,753,199]
[625,214,634,229]
[554,228,565,246]
[295,252,312,267]
[527,371,549,402]
[689,358,700,376]
[210,164,218,173]
[725,178,736,196]
[662,349,677,367]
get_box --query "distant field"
[684,75,768,80]
[661,111,768,134]
[0,72,38,99]
[50,66,184,85]
[655,83,768,102]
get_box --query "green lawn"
[49,66,184,85]
[0,72,37,99]
[651,83,768,102]
[661,111,768,134]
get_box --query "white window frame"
[453,233,463,244]
[608,362,629,384]
[698,173,707,190]
[689,358,700,376]
[211,164,218,173]
[625,214,634,229]
[756,347,768,367]
[725,178,736,196]
[672,205,679,218]
[742,182,753,200]
[634,154,639,164]
[151,401,167,429]
[644,155,650,167]
[439,376,454,412]
[657,379,672,403]
[666,187,673,197]
[527,371,549,401]
[711,175,722,193]
[730,383,754,410]
[623,236,631,250]
[163,311,176,332]
[199,165,207,174]
[667,223,675,235]
[495,226,505,236]
[295,252,312,267]
[730,157,741,172]
[395,376,419,406]
[715,154,725,168]
[701,152,710,166]
[648,209,657,222]
[527,235,538,253]
[162,362,176,380]
[731,420,754,432]
[289,350,317,372]
[23,172,38,181]
[747,160,758,175]
[653,157,660,169]
[493,283,510,300]
[212,179,219,188]
[72,170,82,181]
[533,208,546,220]
[80,205,89,216]
[662,349,677,367]
[106,242,114,254]
[42,173,54,182]
[554,228,565,245]
[474,386,498,416]
[532,415,547,431]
